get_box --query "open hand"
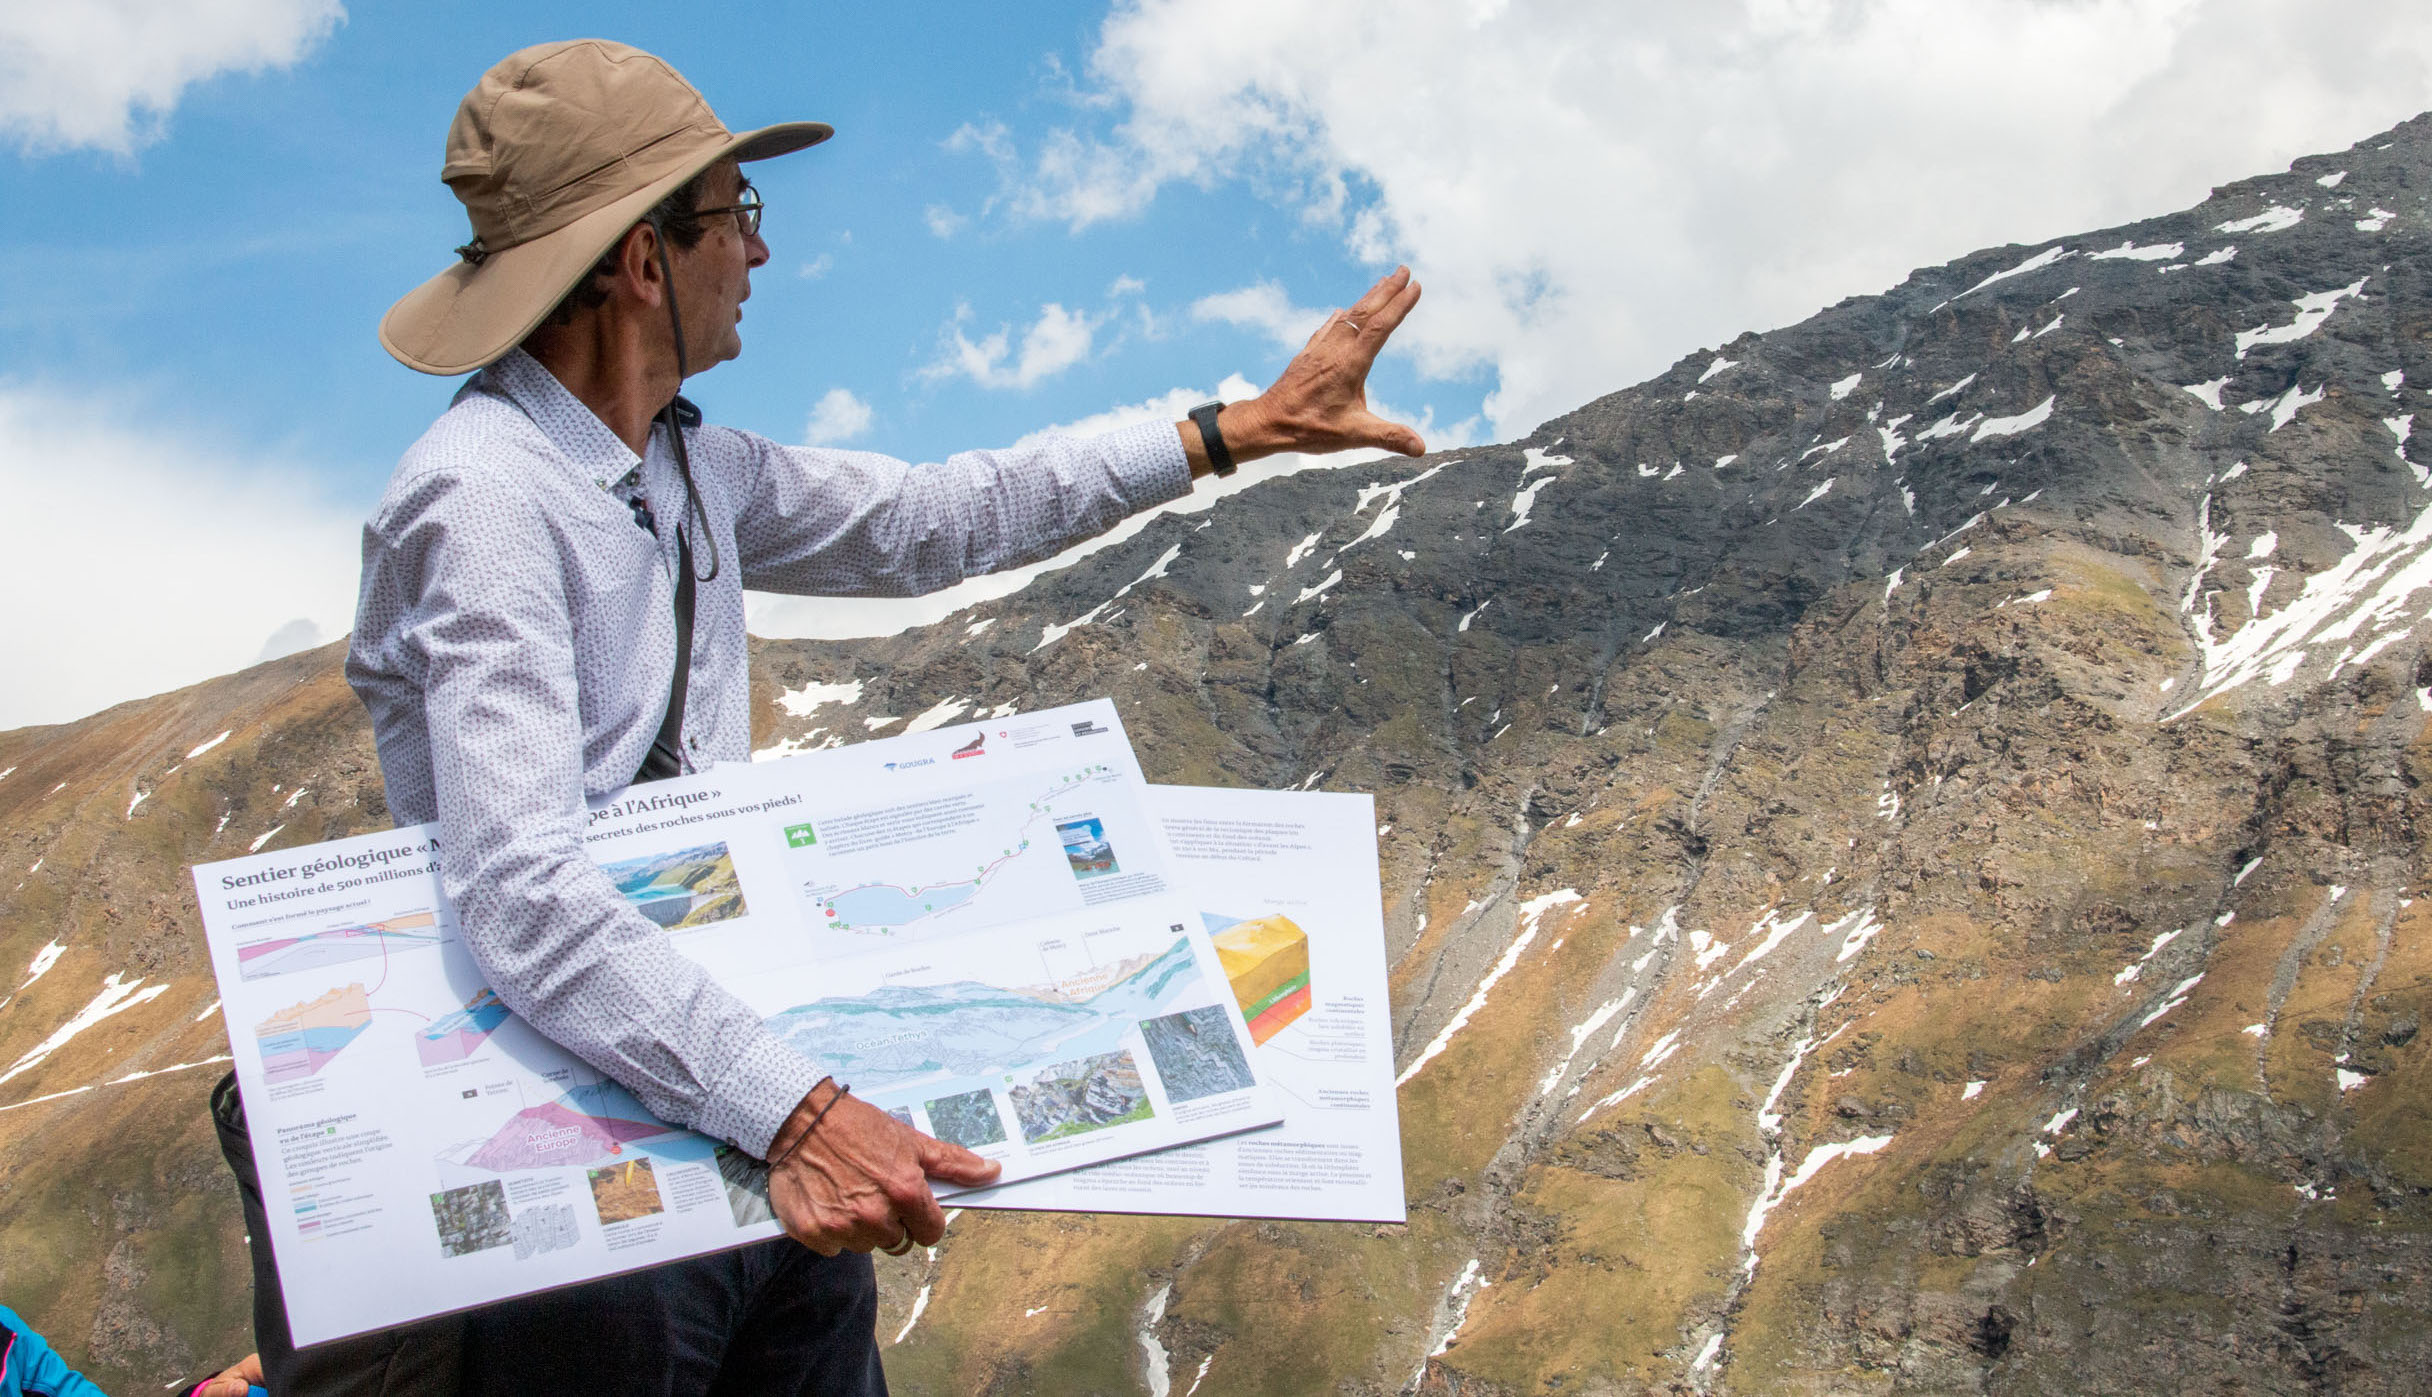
[765,1084,1000,1256]
[1187,267,1426,471]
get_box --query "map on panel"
[762,935,1197,1091]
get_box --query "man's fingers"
[888,1169,949,1247]
[1347,265,1413,319]
[919,1132,1004,1188]
[1363,276,1422,338]
[1295,267,1414,354]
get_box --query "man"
[215,38,1421,1395]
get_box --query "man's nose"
[745,229,770,270]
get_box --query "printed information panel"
[192,701,1279,1346]
[959,786,1405,1222]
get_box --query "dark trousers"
[212,1073,886,1397]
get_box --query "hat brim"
[379,119,832,377]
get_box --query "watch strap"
[1188,400,1237,477]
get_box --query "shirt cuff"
[1096,418,1194,508]
[694,1030,830,1160]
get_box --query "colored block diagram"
[417,987,510,1067]
[256,983,373,1082]
[1213,915,1311,1045]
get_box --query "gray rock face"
[749,116,2432,1393]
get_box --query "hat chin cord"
[649,216,721,582]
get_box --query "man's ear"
[607,222,667,310]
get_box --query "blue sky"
[7,0,2432,727]
[0,2,1441,487]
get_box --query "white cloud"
[0,0,344,155]
[803,387,875,444]
[798,253,834,279]
[921,302,1100,390]
[748,372,1411,641]
[1191,280,1329,351]
[946,119,1017,166]
[0,384,360,729]
[1108,274,1148,297]
[923,204,967,239]
[978,0,2432,439]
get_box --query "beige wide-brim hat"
[380,39,830,376]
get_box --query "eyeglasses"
[694,182,765,239]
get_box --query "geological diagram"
[235,910,444,982]
[791,765,1125,939]
[1209,914,1314,1044]
[415,986,510,1067]
[255,982,373,1082]
[433,1077,713,1186]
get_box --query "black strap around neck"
[633,524,696,785]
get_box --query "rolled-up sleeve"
[366,469,820,1157]
[728,419,1192,594]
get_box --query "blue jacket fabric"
[0,1307,106,1397]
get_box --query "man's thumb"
[1372,421,1425,457]
[920,1133,1003,1186]
[1349,409,1424,458]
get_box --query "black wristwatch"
[1188,400,1236,477]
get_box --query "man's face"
[668,159,768,373]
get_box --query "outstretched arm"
[1178,266,1427,474]
[728,267,1424,597]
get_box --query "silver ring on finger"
[881,1231,917,1256]
[1340,317,1361,332]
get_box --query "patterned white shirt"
[347,349,1191,1155]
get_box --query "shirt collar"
[478,347,645,490]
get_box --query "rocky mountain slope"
[6,114,2432,1394]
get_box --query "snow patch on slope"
[19,940,66,993]
[1507,475,1557,532]
[2216,205,2304,235]
[1741,1134,1895,1271]
[903,698,970,734]
[1957,246,2072,298]
[2236,278,2367,359]
[2088,239,2184,262]
[1397,892,1579,1088]
[0,974,173,1087]
[1973,396,2056,443]
[776,679,864,716]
